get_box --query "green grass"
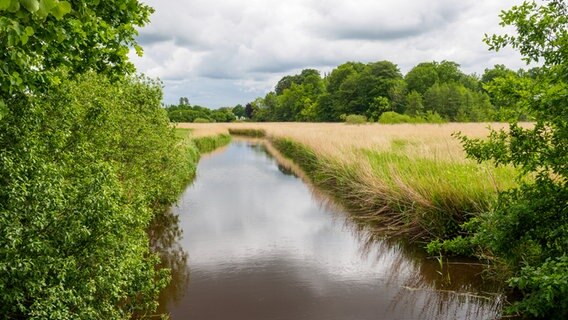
[174,128,231,152]
[228,128,266,137]
[193,134,231,153]
[174,128,193,140]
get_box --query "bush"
[193,117,211,123]
[507,256,568,318]
[344,114,367,124]
[378,111,447,124]
[378,111,414,124]
[0,73,194,318]
[422,111,446,124]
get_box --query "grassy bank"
[174,128,232,179]
[271,137,517,239]
[176,128,231,151]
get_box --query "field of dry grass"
[178,122,512,162]
[178,122,521,239]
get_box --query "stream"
[153,140,504,319]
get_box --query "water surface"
[156,141,503,319]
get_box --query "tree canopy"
[233,58,534,123]
[0,0,152,98]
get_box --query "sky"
[131,0,526,108]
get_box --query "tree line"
[167,61,538,123]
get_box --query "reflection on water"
[149,209,190,311]
[155,141,504,319]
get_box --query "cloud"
[132,0,526,107]
[308,0,473,41]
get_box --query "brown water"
[154,141,505,320]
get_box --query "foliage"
[446,0,568,317]
[378,111,414,124]
[0,0,152,98]
[508,256,568,319]
[343,114,367,124]
[242,57,541,123]
[232,104,245,119]
[0,73,195,318]
[193,117,210,123]
[377,111,447,124]
[192,134,232,154]
[166,104,235,123]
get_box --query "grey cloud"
[131,0,526,107]
[309,0,472,41]
[136,32,170,46]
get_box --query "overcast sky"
[131,0,526,108]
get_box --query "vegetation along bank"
[0,1,230,319]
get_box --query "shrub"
[378,111,415,124]
[193,117,211,123]
[422,111,446,124]
[378,111,447,124]
[0,73,194,318]
[344,114,367,124]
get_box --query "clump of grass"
[193,134,231,153]
[228,128,266,137]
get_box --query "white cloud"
[132,0,526,107]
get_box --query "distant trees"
[242,59,535,123]
[166,59,537,124]
[166,103,236,123]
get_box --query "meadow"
[178,122,521,240]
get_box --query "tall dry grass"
[179,122,522,239]
[178,122,518,162]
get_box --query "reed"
[228,128,266,138]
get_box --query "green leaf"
[51,0,70,20]
[20,33,29,44]
[24,26,34,36]
[0,0,11,10]
[0,100,7,121]
[36,0,55,19]
[21,0,39,13]
[8,0,20,12]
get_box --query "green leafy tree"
[405,62,440,95]
[232,104,245,118]
[0,0,152,99]
[333,61,402,117]
[405,60,479,95]
[405,90,424,116]
[457,1,568,317]
[366,96,390,122]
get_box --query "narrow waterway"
[155,141,504,319]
